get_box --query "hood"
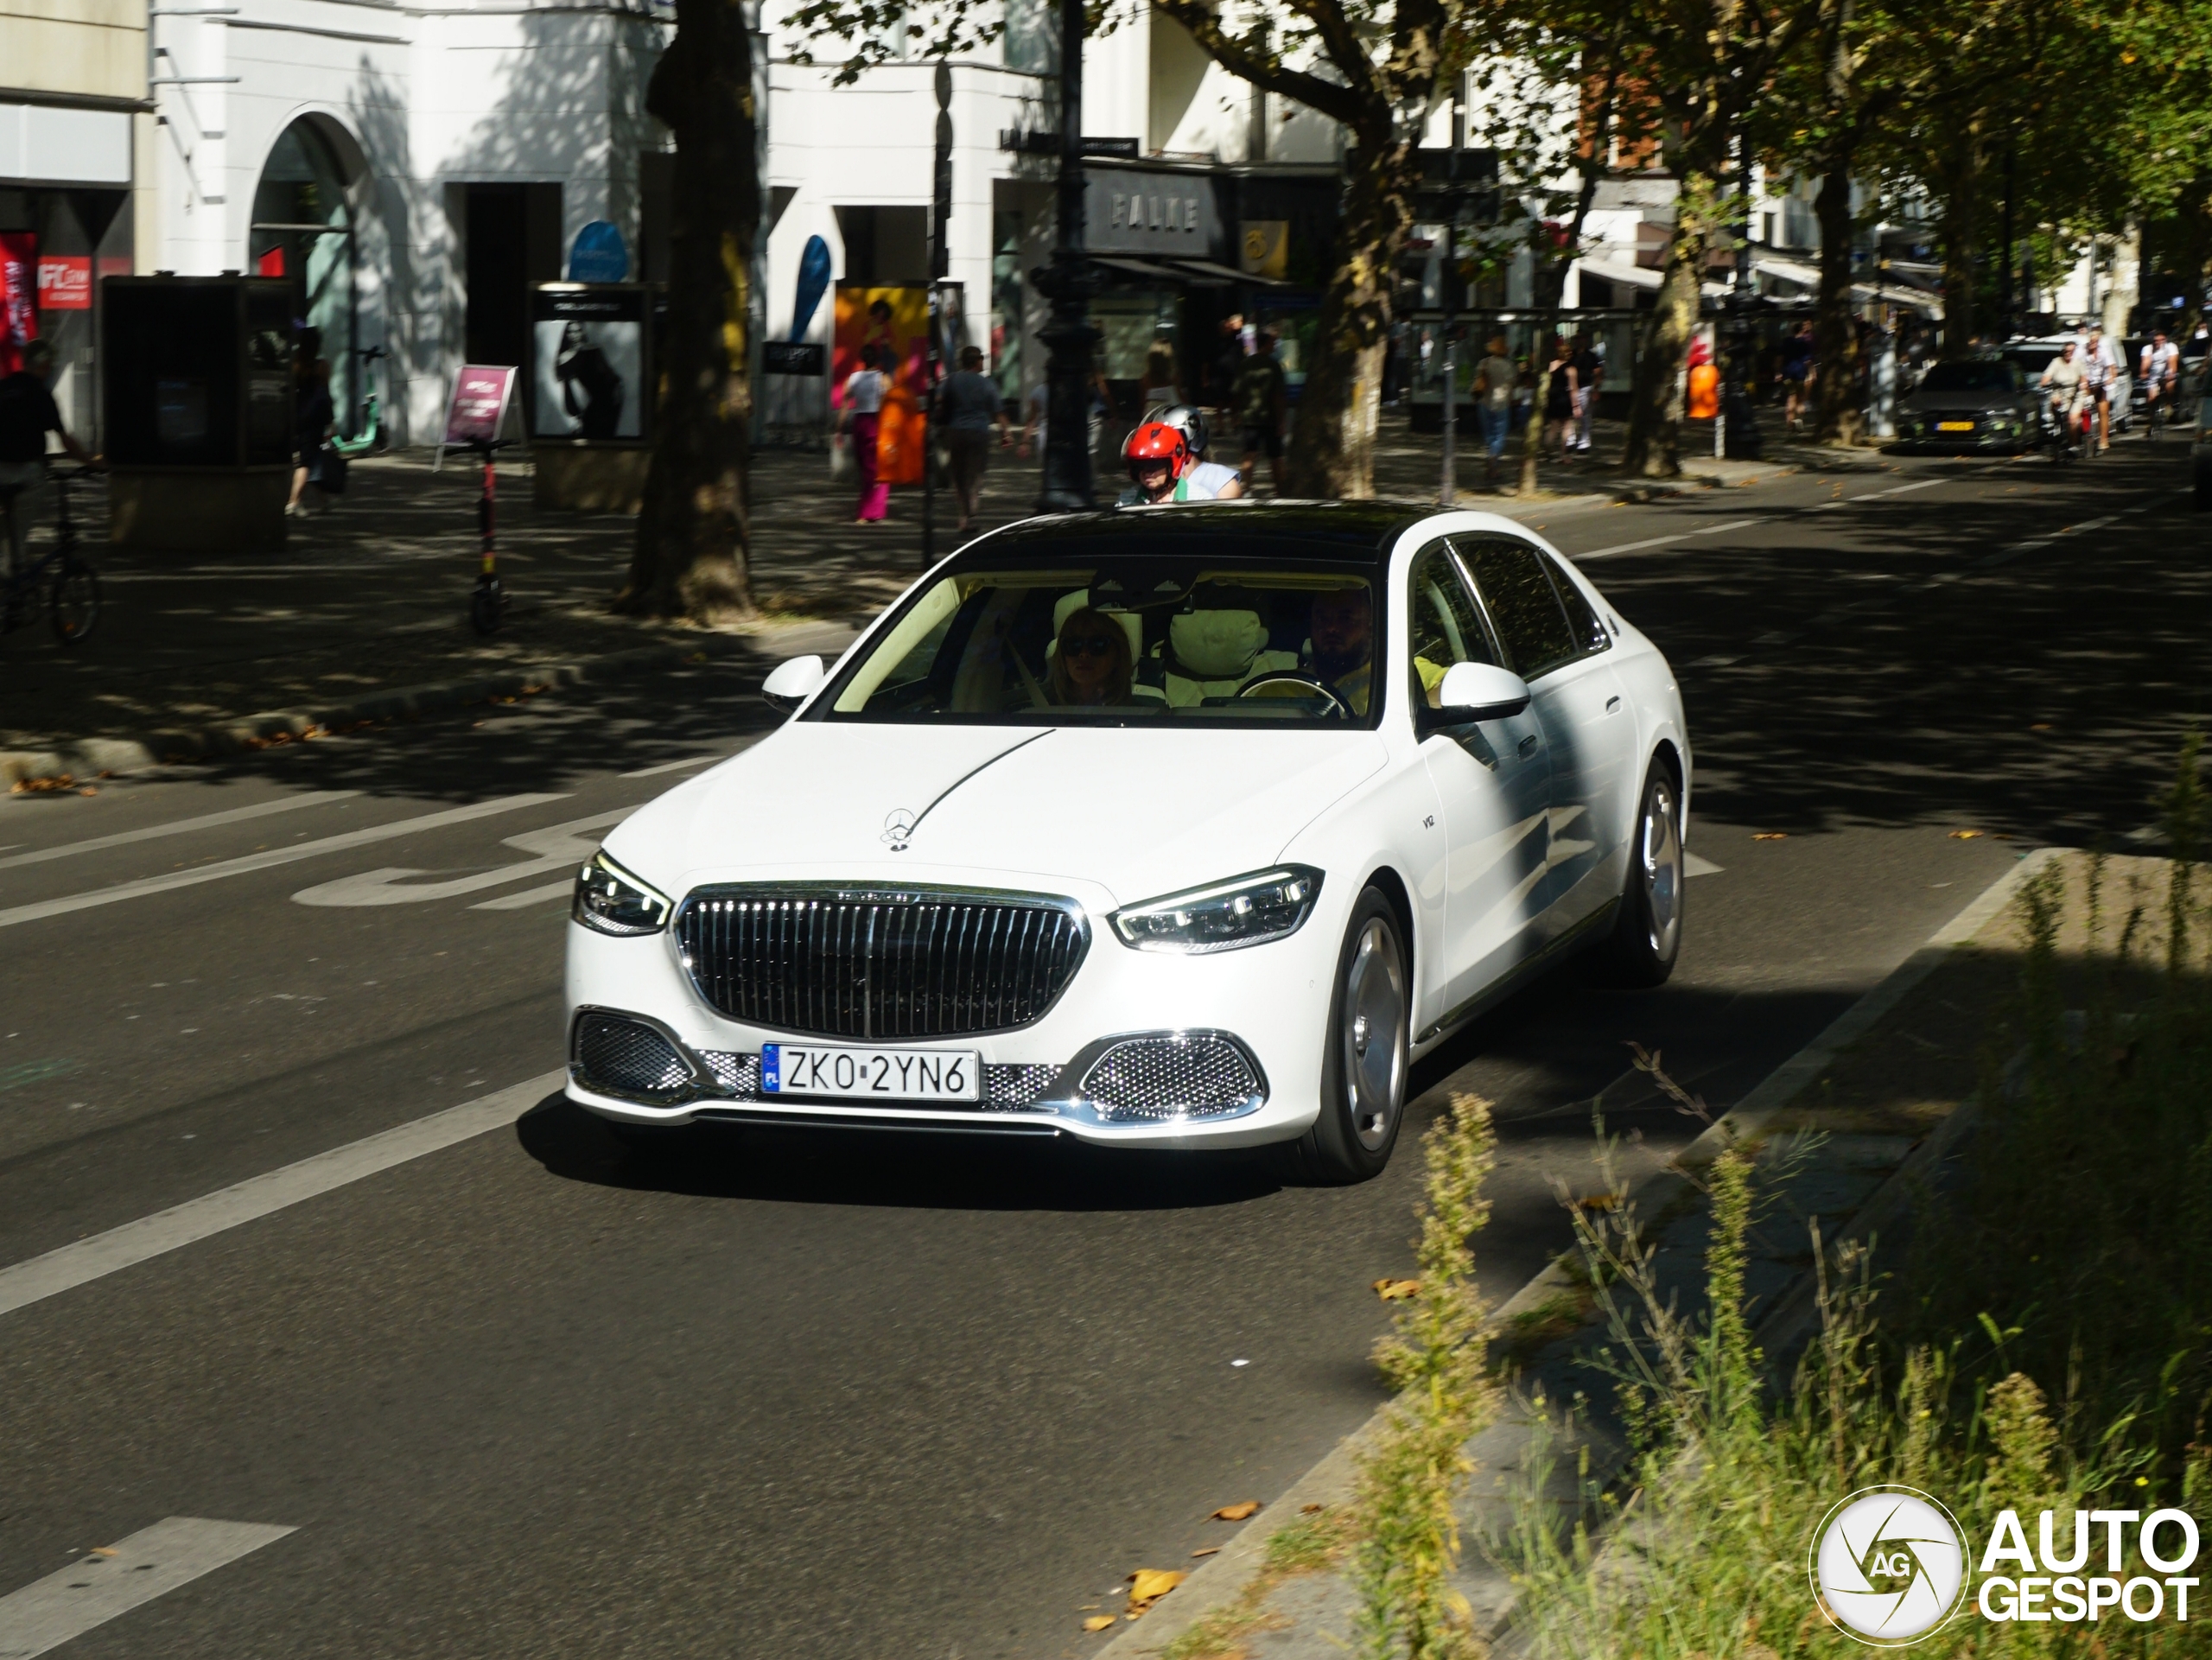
[1903,387,2024,412]
[608,722,1389,907]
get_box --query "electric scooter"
[333,344,388,458]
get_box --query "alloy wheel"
[1641,774,1683,963]
[1342,918,1408,1151]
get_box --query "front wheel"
[49,557,100,646]
[1587,762,1685,988]
[1274,887,1409,1185]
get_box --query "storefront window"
[251,120,358,433]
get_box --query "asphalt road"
[0,439,2202,1659]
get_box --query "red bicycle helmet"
[1123,421,1192,480]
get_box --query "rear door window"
[1537,550,1611,657]
[1455,537,1579,681]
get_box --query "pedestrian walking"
[937,345,1008,532]
[1210,312,1246,413]
[842,344,890,523]
[287,355,335,518]
[0,339,99,608]
[1570,333,1603,453]
[1233,331,1287,495]
[1781,321,1815,435]
[1544,336,1576,461]
[1473,334,1516,487]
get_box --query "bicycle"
[0,463,101,647]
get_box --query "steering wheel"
[1236,672,1351,719]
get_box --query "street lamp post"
[1030,0,1097,511]
[922,58,952,565]
[1719,128,1765,461]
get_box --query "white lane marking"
[1697,517,1764,534]
[621,753,728,779]
[0,792,361,874]
[0,1072,562,1320]
[0,1516,296,1658]
[290,808,631,907]
[1580,531,1692,559]
[1879,478,1946,496]
[470,878,575,911]
[1684,852,1725,877]
[0,795,568,932]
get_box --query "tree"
[1609,0,1822,476]
[793,0,1480,498]
[616,0,762,622]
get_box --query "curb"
[1,624,856,790]
[1096,846,2056,1659]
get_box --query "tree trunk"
[2102,219,2141,339]
[1938,126,1980,359]
[1284,135,1413,498]
[1619,181,1713,477]
[617,0,760,622]
[1812,150,1863,444]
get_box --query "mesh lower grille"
[575,1013,692,1099]
[698,1052,1062,1113]
[1078,1035,1261,1122]
[676,888,1089,1039]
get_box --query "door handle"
[1605,695,1622,714]
[1517,734,1540,758]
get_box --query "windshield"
[1921,361,2018,393]
[815,553,1385,728]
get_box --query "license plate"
[1935,420,1974,432]
[761,1042,981,1101]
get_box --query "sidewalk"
[1,405,1854,780]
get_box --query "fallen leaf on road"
[1212,1501,1262,1521]
[77,786,97,796]
[1577,1193,1622,1212]
[87,1547,117,1558]
[2031,723,2052,731]
[1127,1568,1185,1610]
[1301,1504,1325,1515]
[1192,1547,1220,1557]
[1751,831,1788,841]
[1948,830,1983,840]
[1373,1278,1421,1301]
[1083,1615,1117,1632]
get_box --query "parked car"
[1891,359,2041,452]
[563,502,1690,1182]
[2001,335,2134,430]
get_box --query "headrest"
[1170,610,1268,678]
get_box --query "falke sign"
[1084,171,1221,258]
[38,257,92,309]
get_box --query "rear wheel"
[1588,761,1685,988]
[1274,887,1408,1185]
[48,557,100,646]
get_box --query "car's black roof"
[967,499,1431,563]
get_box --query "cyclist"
[1118,420,1236,505]
[2038,340,2088,455]
[2081,326,2120,451]
[2139,328,2181,433]
[0,339,99,605]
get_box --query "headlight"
[573,851,673,936]
[1111,867,1323,954]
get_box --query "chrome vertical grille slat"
[676,886,1089,1040]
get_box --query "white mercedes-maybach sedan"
[565,501,1689,1182]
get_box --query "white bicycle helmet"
[1157,404,1211,459]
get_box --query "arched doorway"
[250,118,359,434]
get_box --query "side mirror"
[760,654,826,714]
[1433,660,1531,721]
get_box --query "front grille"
[574,1012,692,1100]
[698,1050,1062,1113]
[677,888,1089,1040]
[1078,1034,1262,1122]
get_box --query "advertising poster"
[443,365,518,448]
[0,232,38,377]
[832,284,929,487]
[37,256,92,311]
[531,286,644,442]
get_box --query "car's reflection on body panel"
[564,501,1690,1183]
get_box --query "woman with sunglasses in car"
[1047,607,1134,706]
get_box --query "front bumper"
[1889,418,2031,452]
[561,886,1340,1149]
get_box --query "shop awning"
[1093,256,1192,283]
[1575,255,1730,298]
[1166,258,1294,288]
[1753,252,1822,287]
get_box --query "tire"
[1274,887,1409,1185]
[1588,761,1686,989]
[48,557,100,646]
